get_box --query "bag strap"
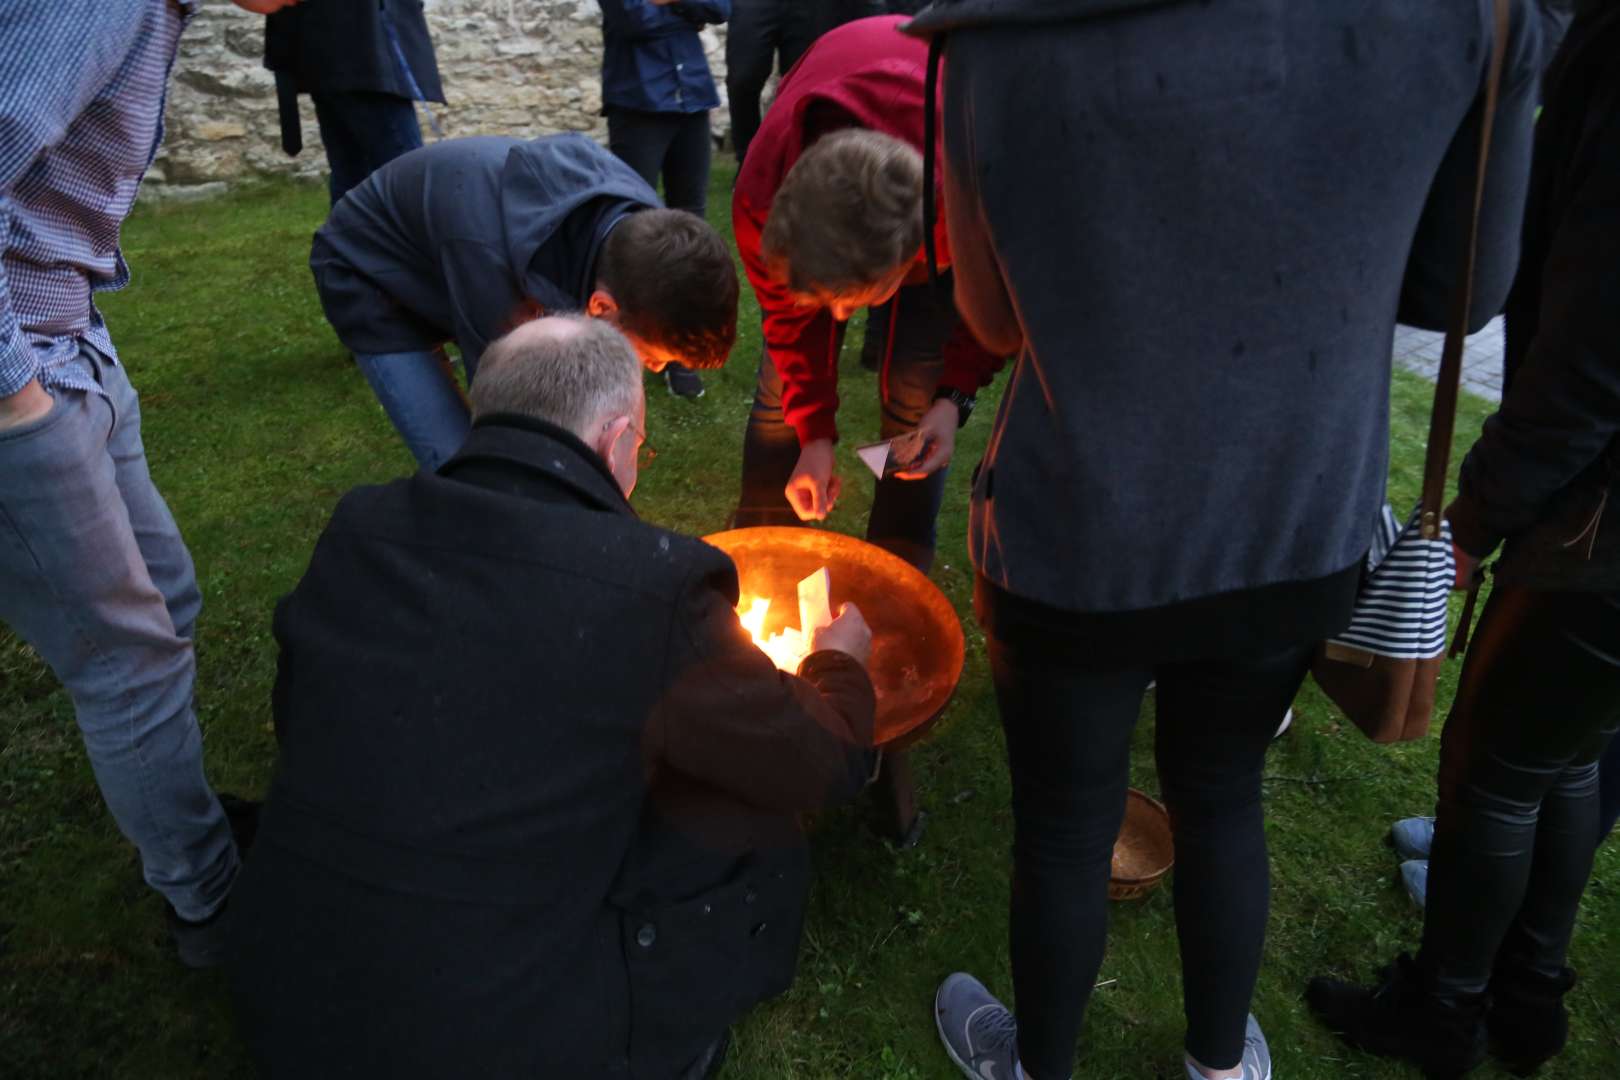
[1421,0,1513,539]
[923,33,946,297]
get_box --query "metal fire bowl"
[703,527,966,750]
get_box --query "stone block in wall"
[150,0,737,200]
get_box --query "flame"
[737,594,814,672]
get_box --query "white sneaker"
[1186,1015,1272,1080]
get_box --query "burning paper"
[738,566,832,672]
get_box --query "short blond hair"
[470,316,642,439]
[761,129,924,297]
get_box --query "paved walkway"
[1392,315,1505,402]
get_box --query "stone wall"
[151,0,731,200]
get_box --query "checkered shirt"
[0,0,196,398]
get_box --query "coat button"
[744,889,758,904]
[751,922,768,937]
[636,923,656,948]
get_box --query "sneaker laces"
[968,1002,1020,1054]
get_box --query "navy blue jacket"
[599,0,729,115]
[310,134,660,375]
[264,0,443,101]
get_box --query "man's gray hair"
[470,315,642,438]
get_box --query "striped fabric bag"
[1314,507,1456,743]
[1311,0,1507,743]
[1336,505,1456,662]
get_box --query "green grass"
[2,167,1618,1080]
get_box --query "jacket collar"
[904,0,1185,37]
[438,413,634,517]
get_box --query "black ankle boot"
[1307,952,1488,1079]
[1488,966,1576,1076]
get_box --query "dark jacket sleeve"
[1398,2,1545,332]
[649,567,878,814]
[1448,88,1620,558]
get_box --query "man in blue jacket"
[263,0,445,205]
[311,132,739,470]
[599,0,730,399]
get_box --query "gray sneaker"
[1399,859,1429,910]
[1389,816,1435,861]
[935,973,1026,1080]
[1185,1015,1272,1080]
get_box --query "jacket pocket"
[611,854,806,1075]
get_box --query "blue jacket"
[310,134,660,373]
[599,0,729,115]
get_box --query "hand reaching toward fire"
[786,439,842,521]
[810,603,872,667]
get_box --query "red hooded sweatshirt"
[731,15,1002,447]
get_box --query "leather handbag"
[1311,0,1511,744]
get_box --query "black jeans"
[732,281,955,572]
[1599,723,1620,841]
[1419,587,1620,996]
[985,601,1312,1077]
[725,0,885,166]
[311,91,423,207]
[606,108,713,216]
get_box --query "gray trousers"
[0,343,237,920]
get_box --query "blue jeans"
[355,348,470,472]
[733,281,953,572]
[312,91,423,206]
[0,344,238,921]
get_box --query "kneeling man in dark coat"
[227,316,877,1079]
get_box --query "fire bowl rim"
[700,525,966,750]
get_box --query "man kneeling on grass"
[312,132,740,472]
[226,315,877,1079]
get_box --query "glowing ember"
[738,567,832,672]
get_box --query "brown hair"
[595,209,739,370]
[761,129,924,297]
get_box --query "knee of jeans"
[1011,788,1129,872]
[1451,780,1540,833]
[1550,761,1602,803]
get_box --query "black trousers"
[1420,587,1620,996]
[725,0,885,166]
[311,91,423,207]
[606,108,713,217]
[983,581,1313,1076]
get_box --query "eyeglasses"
[632,424,657,470]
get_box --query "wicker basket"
[1108,789,1174,901]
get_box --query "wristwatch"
[932,386,976,429]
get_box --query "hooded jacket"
[731,15,1002,447]
[310,134,659,374]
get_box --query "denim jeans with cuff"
[0,343,238,921]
